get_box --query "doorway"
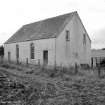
[43,50,48,65]
[8,52,11,62]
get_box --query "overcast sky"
[0,0,105,49]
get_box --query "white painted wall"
[55,13,91,67]
[56,17,74,67]
[71,13,91,66]
[4,38,56,65]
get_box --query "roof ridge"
[24,11,77,27]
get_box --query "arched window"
[30,43,34,59]
[16,44,19,58]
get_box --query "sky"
[0,0,105,49]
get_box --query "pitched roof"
[5,11,76,44]
[91,49,105,58]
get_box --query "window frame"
[83,33,86,45]
[16,44,19,58]
[66,30,70,41]
[30,42,35,59]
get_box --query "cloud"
[92,28,105,49]
[0,0,105,50]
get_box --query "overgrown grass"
[1,62,105,105]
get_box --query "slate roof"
[91,49,105,58]
[5,11,76,44]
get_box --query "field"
[0,62,105,105]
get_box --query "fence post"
[97,65,101,78]
[75,63,78,74]
[26,58,28,66]
[38,59,40,66]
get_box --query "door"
[8,52,11,62]
[91,58,93,68]
[16,44,19,63]
[43,50,48,65]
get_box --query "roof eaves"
[4,36,56,44]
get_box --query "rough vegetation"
[0,63,105,105]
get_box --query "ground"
[0,62,105,105]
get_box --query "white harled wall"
[4,38,56,65]
[71,14,91,66]
[55,13,91,67]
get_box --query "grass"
[1,62,105,105]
